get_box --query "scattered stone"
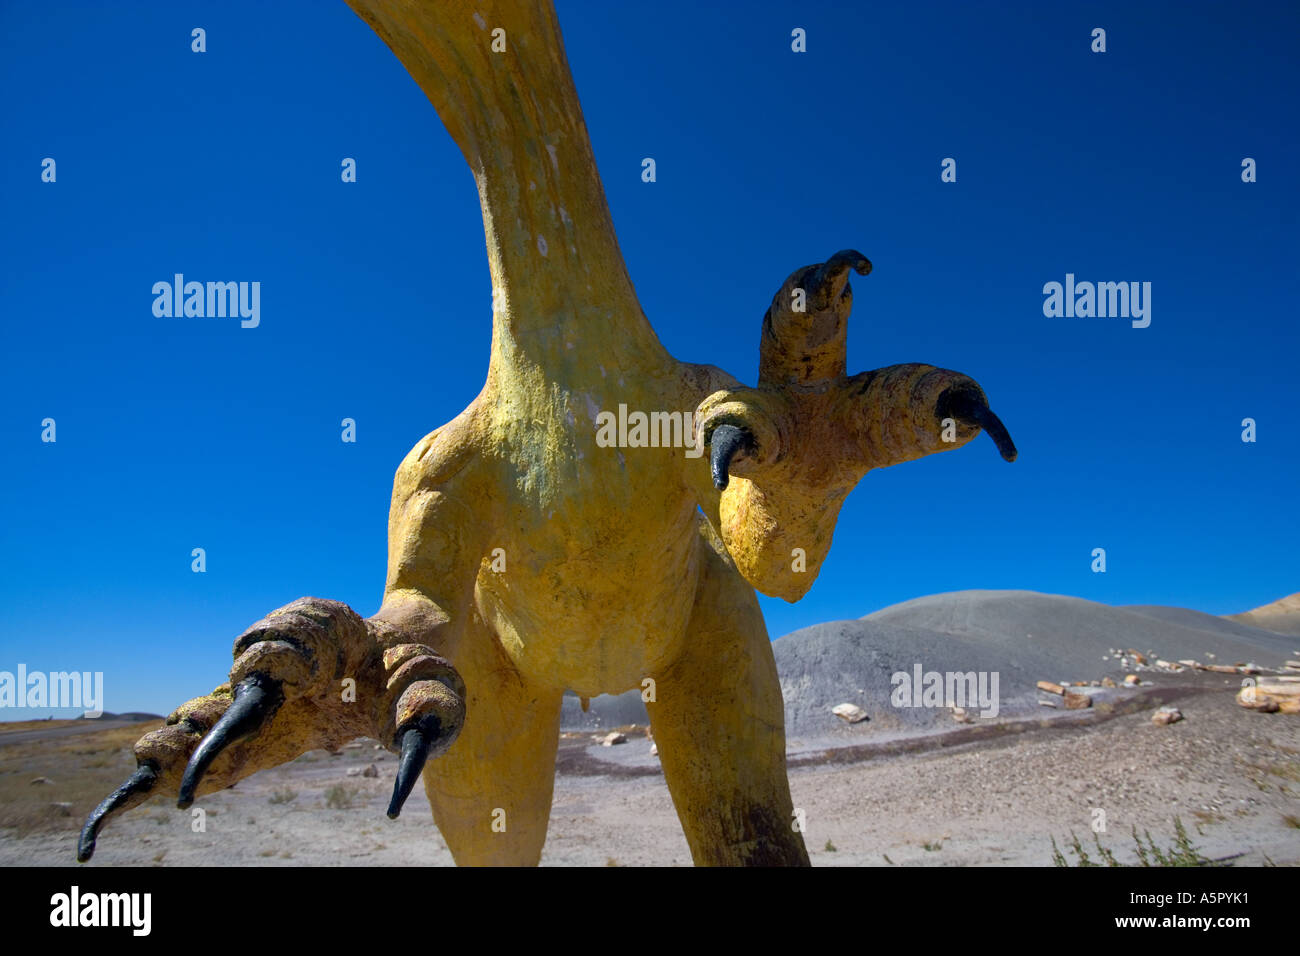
[1124,674,1141,686]
[29,777,52,785]
[1238,680,1300,714]
[598,732,627,747]
[1101,677,1117,688]
[1204,664,1239,674]
[1155,660,1183,672]
[362,764,379,778]
[831,702,869,724]
[1128,650,1148,666]
[345,767,363,777]
[1036,681,1065,695]
[1063,691,1092,710]
[1152,706,1183,726]
[1038,698,1058,709]
[950,706,974,724]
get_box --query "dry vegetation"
[0,719,165,837]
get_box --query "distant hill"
[73,712,163,722]
[774,590,1296,739]
[1227,592,1300,637]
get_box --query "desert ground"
[2,590,1298,866]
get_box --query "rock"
[598,732,627,747]
[1238,680,1300,713]
[346,767,363,777]
[831,702,869,723]
[1124,674,1141,686]
[1128,649,1148,666]
[950,706,974,724]
[1155,660,1183,671]
[1036,681,1065,695]
[1063,692,1092,710]
[1284,660,1300,671]
[362,764,379,778]
[29,777,52,785]
[1101,677,1117,688]
[1038,698,1058,708]
[1152,706,1183,726]
[649,742,658,756]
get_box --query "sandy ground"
[3,672,1297,867]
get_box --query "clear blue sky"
[2,1,1296,717]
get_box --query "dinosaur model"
[79,0,1016,867]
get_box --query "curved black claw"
[940,390,1018,462]
[709,424,755,491]
[177,673,283,809]
[386,715,442,820]
[812,249,872,294]
[77,762,158,863]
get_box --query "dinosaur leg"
[422,614,563,866]
[647,524,810,866]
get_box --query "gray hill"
[562,590,1299,743]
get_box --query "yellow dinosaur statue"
[78,0,1016,867]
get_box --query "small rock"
[361,764,379,778]
[29,777,52,785]
[649,742,658,757]
[1063,692,1092,710]
[1036,681,1065,695]
[1124,674,1141,686]
[831,702,869,724]
[950,706,974,724]
[598,732,627,747]
[345,767,363,777]
[1152,706,1183,726]
[1128,650,1148,666]
[1101,677,1117,688]
[1038,698,1058,709]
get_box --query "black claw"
[812,249,872,294]
[177,673,283,809]
[387,716,441,820]
[939,389,1018,463]
[709,424,754,490]
[77,762,158,863]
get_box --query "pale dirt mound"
[1228,592,1300,637]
